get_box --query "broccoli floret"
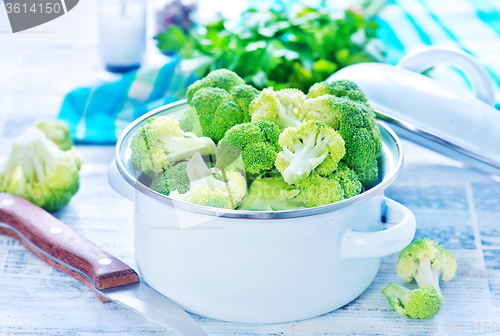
[303,94,342,129]
[308,80,367,103]
[229,84,260,119]
[0,127,81,211]
[237,174,306,211]
[304,95,381,188]
[186,69,245,104]
[249,88,306,129]
[189,87,248,143]
[295,163,361,207]
[149,161,191,196]
[216,120,281,175]
[169,153,247,209]
[130,114,216,175]
[274,120,345,184]
[397,238,457,300]
[382,282,441,319]
[35,120,74,151]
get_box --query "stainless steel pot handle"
[397,46,496,106]
[108,159,135,201]
[340,198,416,260]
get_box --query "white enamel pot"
[108,101,416,324]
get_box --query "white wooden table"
[1,4,500,335]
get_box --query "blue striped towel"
[58,59,198,144]
[58,0,500,143]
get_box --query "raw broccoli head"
[130,114,215,175]
[308,80,367,103]
[189,87,248,143]
[397,238,457,300]
[295,163,362,207]
[35,120,74,151]
[149,161,191,196]
[0,127,81,211]
[169,153,247,209]
[304,95,381,188]
[237,173,306,211]
[229,84,260,118]
[249,87,306,129]
[186,69,245,103]
[303,94,343,129]
[382,282,441,319]
[216,120,281,175]
[275,120,345,185]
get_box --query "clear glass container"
[98,0,146,73]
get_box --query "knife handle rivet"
[99,258,112,265]
[49,227,63,234]
[1,199,14,206]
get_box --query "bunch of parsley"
[155,4,384,92]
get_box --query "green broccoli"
[274,120,345,185]
[397,238,457,301]
[229,84,260,117]
[186,69,245,104]
[295,163,362,207]
[308,80,367,103]
[149,161,191,196]
[382,282,441,319]
[0,127,81,211]
[169,153,247,209]
[188,87,248,143]
[237,174,306,211]
[303,95,381,188]
[249,88,306,129]
[130,114,216,175]
[216,120,281,175]
[35,120,74,151]
[182,70,254,142]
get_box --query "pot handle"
[108,159,135,201]
[340,198,416,260]
[397,46,495,106]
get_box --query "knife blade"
[0,193,207,336]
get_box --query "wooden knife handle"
[0,193,139,302]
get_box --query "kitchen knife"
[0,193,208,336]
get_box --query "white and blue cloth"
[58,0,500,143]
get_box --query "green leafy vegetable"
[155,4,383,92]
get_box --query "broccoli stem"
[413,260,443,300]
[159,135,214,162]
[275,101,302,129]
[381,282,410,316]
[282,130,329,184]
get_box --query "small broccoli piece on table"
[216,120,281,175]
[169,153,247,209]
[0,127,81,211]
[130,114,215,175]
[249,88,307,129]
[35,120,74,151]
[397,238,457,301]
[382,282,441,319]
[229,84,260,118]
[303,94,381,188]
[189,87,248,143]
[274,120,345,185]
[308,80,367,103]
[186,69,245,103]
[237,174,306,211]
